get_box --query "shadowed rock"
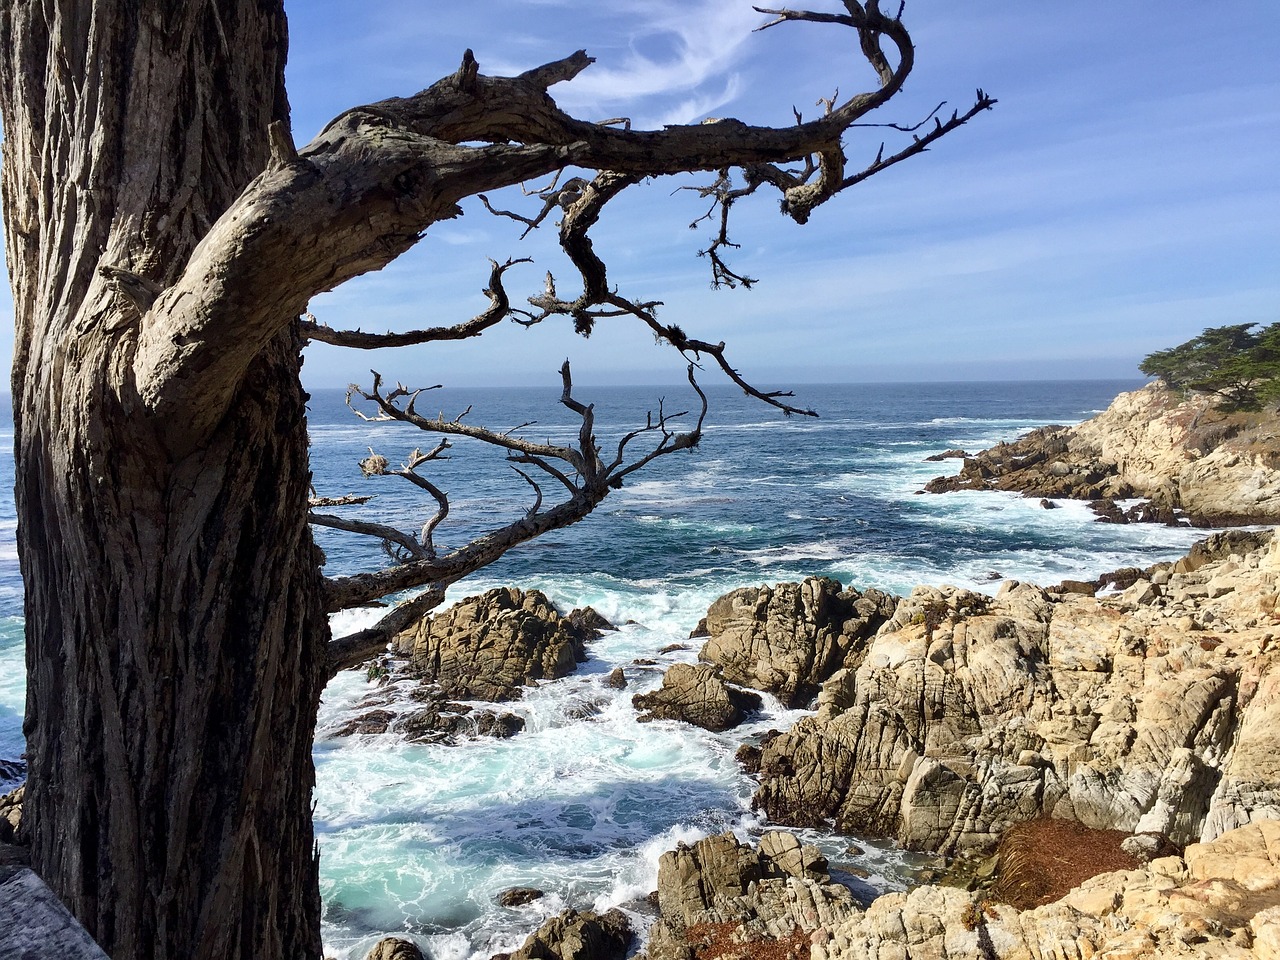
[493,907,631,960]
[633,663,762,732]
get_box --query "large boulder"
[632,663,762,732]
[753,532,1280,856]
[393,588,596,701]
[494,907,632,960]
[697,578,898,707]
[645,831,858,960]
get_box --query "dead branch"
[307,493,373,508]
[325,587,446,679]
[322,362,712,611]
[302,258,531,349]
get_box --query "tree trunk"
[1,4,330,958]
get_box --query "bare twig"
[302,258,531,349]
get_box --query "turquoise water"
[0,382,1220,957]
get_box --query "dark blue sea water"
[0,381,1218,958]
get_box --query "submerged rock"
[497,887,545,908]
[393,587,598,701]
[327,691,523,745]
[632,663,762,732]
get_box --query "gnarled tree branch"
[301,258,531,349]
[125,4,990,454]
[325,587,446,679]
[318,362,705,612]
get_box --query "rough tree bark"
[0,2,990,958]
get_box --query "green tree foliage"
[1140,322,1280,410]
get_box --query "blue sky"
[5,3,1279,389]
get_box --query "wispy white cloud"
[489,1,762,125]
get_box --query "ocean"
[0,381,1220,958]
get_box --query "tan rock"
[393,587,595,701]
[632,663,762,731]
[752,531,1280,855]
[698,578,896,707]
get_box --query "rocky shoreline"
[6,519,1280,958]
[922,381,1280,525]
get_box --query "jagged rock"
[753,532,1280,856]
[0,786,23,845]
[496,907,631,960]
[633,663,762,732]
[922,382,1280,525]
[364,936,426,960]
[924,449,969,462]
[393,587,595,701]
[815,821,1280,960]
[563,698,609,721]
[395,695,524,744]
[568,607,615,634]
[697,577,898,707]
[646,831,857,960]
[497,887,544,907]
[605,668,627,690]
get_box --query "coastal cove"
[0,380,1244,958]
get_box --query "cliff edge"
[925,382,1280,525]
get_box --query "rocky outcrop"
[645,831,859,960]
[393,588,599,701]
[752,530,1280,855]
[697,578,898,708]
[632,663,763,732]
[816,820,1280,960]
[495,907,632,960]
[924,382,1280,525]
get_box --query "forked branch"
[318,362,706,614]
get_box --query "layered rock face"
[924,382,1280,524]
[753,530,1280,855]
[392,587,597,701]
[816,820,1280,960]
[698,578,898,708]
[645,830,860,960]
[640,823,1280,959]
